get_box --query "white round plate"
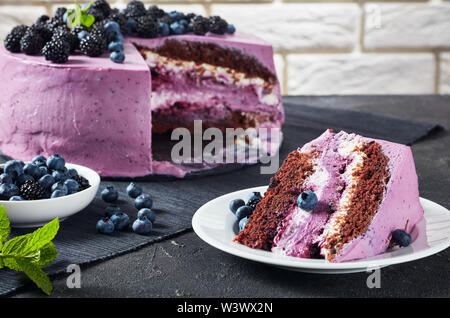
[192,186,450,274]
[0,163,100,228]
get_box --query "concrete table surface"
[12,95,450,298]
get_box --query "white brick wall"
[1,0,450,95]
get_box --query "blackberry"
[29,23,53,42]
[191,16,209,36]
[184,13,197,23]
[42,39,70,63]
[73,175,90,191]
[80,35,106,57]
[147,5,165,19]
[135,15,158,38]
[247,197,261,210]
[309,243,324,259]
[125,0,147,19]
[4,25,28,53]
[20,32,45,55]
[36,15,50,24]
[90,22,107,39]
[52,28,79,53]
[54,7,67,21]
[88,0,111,21]
[208,16,228,35]
[19,180,46,200]
[46,17,65,31]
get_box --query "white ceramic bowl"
[0,163,100,228]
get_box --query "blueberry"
[229,199,245,214]
[246,192,262,204]
[52,170,67,182]
[226,24,236,34]
[168,11,184,22]
[132,218,152,234]
[170,21,186,35]
[15,174,34,186]
[239,217,249,232]
[137,208,156,223]
[9,195,24,201]
[110,212,131,231]
[111,32,124,44]
[235,205,253,221]
[63,11,68,23]
[110,51,125,63]
[126,18,137,35]
[0,173,12,184]
[38,174,56,189]
[96,218,115,234]
[32,155,46,164]
[4,160,24,178]
[108,41,124,52]
[39,166,48,176]
[51,182,68,195]
[105,21,120,33]
[64,178,79,194]
[51,190,66,198]
[101,186,119,202]
[47,154,65,171]
[33,159,47,168]
[105,205,122,218]
[159,22,170,37]
[67,168,78,178]
[24,163,42,180]
[134,193,153,210]
[297,191,318,211]
[0,183,20,200]
[179,19,188,27]
[126,182,142,198]
[78,30,89,41]
[392,229,412,247]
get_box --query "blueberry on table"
[134,193,153,210]
[64,178,80,194]
[110,51,125,63]
[4,160,24,178]
[229,199,245,214]
[132,217,152,234]
[297,191,318,212]
[108,41,124,52]
[392,229,412,247]
[137,208,156,223]
[96,218,115,234]
[236,206,253,221]
[110,212,131,231]
[126,182,142,198]
[105,206,122,218]
[239,217,249,232]
[46,154,66,171]
[101,186,119,202]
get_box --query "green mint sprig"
[67,0,95,29]
[0,206,59,295]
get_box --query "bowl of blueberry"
[0,154,100,228]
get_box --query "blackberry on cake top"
[3,0,236,64]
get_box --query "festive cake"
[234,130,424,262]
[0,1,283,178]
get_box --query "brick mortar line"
[435,51,441,94]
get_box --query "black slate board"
[0,99,441,296]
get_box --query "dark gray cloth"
[0,99,441,296]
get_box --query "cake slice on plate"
[234,129,424,262]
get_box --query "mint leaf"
[2,234,30,256]
[31,242,58,267]
[81,14,95,28]
[20,218,59,256]
[16,258,52,295]
[0,206,10,245]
